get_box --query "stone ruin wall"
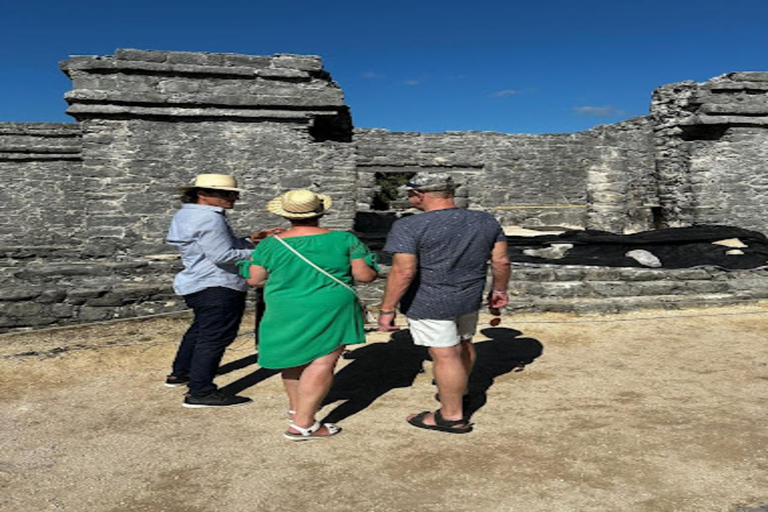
[0,49,766,332]
[651,72,768,234]
[0,123,84,248]
[355,116,656,235]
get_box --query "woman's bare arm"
[246,264,269,287]
[350,258,377,283]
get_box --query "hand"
[250,227,286,242]
[488,290,509,310]
[378,311,400,332]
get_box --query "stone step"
[509,279,734,298]
[506,292,768,314]
[509,264,744,282]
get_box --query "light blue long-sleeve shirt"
[166,204,254,296]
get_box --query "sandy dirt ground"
[1,304,767,512]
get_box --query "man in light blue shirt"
[166,174,282,408]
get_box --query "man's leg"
[186,287,246,397]
[456,311,479,387]
[429,344,468,422]
[406,316,471,428]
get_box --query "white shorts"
[407,311,479,348]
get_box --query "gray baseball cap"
[400,172,456,192]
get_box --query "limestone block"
[38,290,68,304]
[77,306,114,322]
[67,289,108,305]
[0,288,41,301]
[273,54,323,72]
[712,238,747,248]
[522,244,573,260]
[115,49,168,63]
[625,249,662,267]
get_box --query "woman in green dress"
[243,189,378,441]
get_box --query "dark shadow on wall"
[319,327,544,424]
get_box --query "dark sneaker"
[182,390,253,408]
[164,374,190,388]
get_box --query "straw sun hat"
[267,189,332,219]
[178,174,245,192]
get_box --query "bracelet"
[378,310,396,315]
[491,290,508,294]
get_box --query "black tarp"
[508,225,768,269]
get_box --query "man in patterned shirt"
[379,172,510,434]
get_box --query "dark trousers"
[171,286,247,396]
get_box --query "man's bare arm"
[378,253,418,331]
[489,241,511,309]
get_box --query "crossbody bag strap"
[274,236,357,296]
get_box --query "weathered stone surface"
[1,51,768,330]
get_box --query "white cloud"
[361,71,384,79]
[492,89,520,98]
[573,105,626,117]
[402,78,423,86]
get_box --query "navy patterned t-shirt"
[383,208,506,319]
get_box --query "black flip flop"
[407,409,473,434]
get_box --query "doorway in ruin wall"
[353,166,479,254]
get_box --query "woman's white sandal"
[284,421,342,441]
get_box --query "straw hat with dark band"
[267,189,332,219]
[178,174,245,192]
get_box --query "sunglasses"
[203,189,240,199]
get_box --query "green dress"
[245,231,374,369]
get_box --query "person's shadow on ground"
[320,330,428,424]
[217,354,280,395]
[463,327,543,419]
[319,327,543,423]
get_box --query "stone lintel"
[356,164,485,172]
[64,90,344,108]
[0,146,81,154]
[0,153,82,161]
[700,81,768,92]
[0,123,81,136]
[64,103,333,120]
[62,58,271,78]
[727,72,768,82]
[680,114,768,126]
[700,104,768,115]
[114,49,323,71]
[63,51,323,77]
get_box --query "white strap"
[288,421,321,436]
[274,236,357,296]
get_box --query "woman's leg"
[290,347,344,434]
[281,365,305,414]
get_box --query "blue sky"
[2,0,767,134]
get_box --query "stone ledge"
[681,114,768,126]
[727,72,768,82]
[507,292,768,314]
[65,104,330,120]
[110,49,324,72]
[0,154,82,161]
[62,57,318,79]
[64,90,344,108]
[700,81,768,92]
[0,123,81,135]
